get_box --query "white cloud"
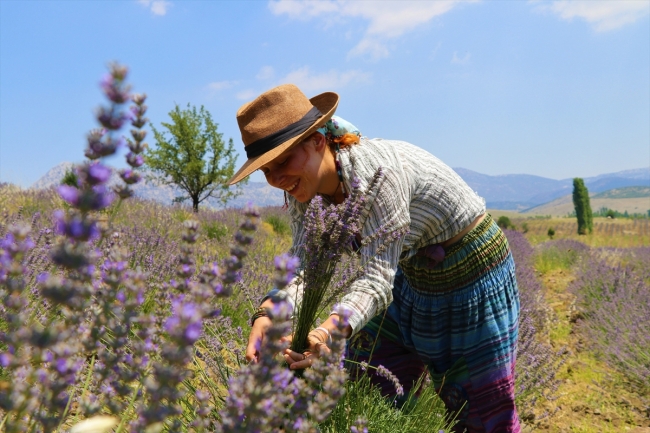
[535,0,649,32]
[256,66,275,80]
[269,0,478,60]
[208,81,237,91]
[451,51,471,65]
[347,38,390,60]
[276,66,370,93]
[268,0,339,19]
[236,89,258,100]
[138,0,172,16]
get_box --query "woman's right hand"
[245,314,273,363]
[246,299,281,363]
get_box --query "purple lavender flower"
[376,365,404,397]
[78,162,112,185]
[57,184,114,212]
[350,417,368,433]
[58,185,79,205]
[119,169,141,185]
[113,184,134,199]
[85,129,120,159]
[100,74,130,104]
[126,152,144,168]
[273,253,300,290]
[53,211,99,242]
[96,107,130,130]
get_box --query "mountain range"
[30,163,650,211]
[454,167,650,210]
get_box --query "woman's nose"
[265,170,282,188]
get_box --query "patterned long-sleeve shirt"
[279,137,486,335]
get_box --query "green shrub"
[60,168,79,187]
[204,221,228,241]
[497,215,514,230]
[547,227,555,239]
[264,214,290,236]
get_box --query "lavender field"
[1,182,571,432]
[1,65,647,432]
[4,186,649,432]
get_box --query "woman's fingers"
[284,350,315,370]
[284,349,308,363]
[283,344,331,370]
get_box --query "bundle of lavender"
[290,168,407,357]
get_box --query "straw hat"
[228,84,339,185]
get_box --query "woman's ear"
[310,132,327,153]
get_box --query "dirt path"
[531,269,650,432]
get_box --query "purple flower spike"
[97,107,129,131]
[126,152,144,168]
[58,185,79,206]
[69,185,115,212]
[85,130,120,159]
[0,352,11,368]
[85,162,112,185]
[100,74,130,104]
[54,211,99,242]
[184,322,202,343]
[119,169,142,185]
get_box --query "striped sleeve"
[333,162,411,335]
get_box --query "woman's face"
[260,135,336,203]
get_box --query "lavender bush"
[570,246,650,393]
[503,230,569,421]
[0,64,264,432]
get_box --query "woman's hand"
[246,299,283,363]
[245,315,273,363]
[282,328,331,370]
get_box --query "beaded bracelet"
[250,306,269,326]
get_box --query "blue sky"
[1,0,648,187]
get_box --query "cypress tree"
[572,178,593,235]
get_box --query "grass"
[263,214,291,236]
[321,373,455,433]
[534,244,585,274]
[516,216,650,247]
[203,221,229,241]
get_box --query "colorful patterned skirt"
[347,214,521,433]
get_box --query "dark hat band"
[245,106,323,159]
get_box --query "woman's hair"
[308,132,360,152]
[330,132,360,150]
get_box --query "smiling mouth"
[284,180,299,194]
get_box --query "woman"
[230,84,521,433]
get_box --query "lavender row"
[569,245,650,393]
[503,230,569,422]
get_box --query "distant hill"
[453,167,649,210]
[31,162,284,209]
[31,162,649,211]
[523,186,650,216]
[592,186,650,199]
